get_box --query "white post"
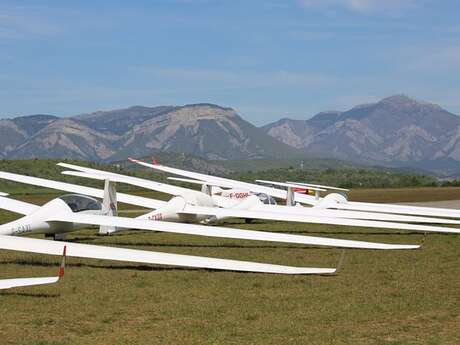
[286,186,295,206]
[99,179,118,235]
[315,190,320,200]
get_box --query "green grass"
[0,192,459,345]
[233,166,441,189]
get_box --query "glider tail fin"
[201,183,212,196]
[99,179,118,235]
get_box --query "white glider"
[0,184,343,275]
[130,158,460,219]
[56,164,460,234]
[128,158,318,205]
[164,177,460,225]
[0,168,430,277]
[0,189,419,250]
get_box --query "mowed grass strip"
[0,191,458,345]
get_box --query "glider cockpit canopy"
[256,193,277,205]
[58,194,102,213]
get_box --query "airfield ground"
[0,188,459,345]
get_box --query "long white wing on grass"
[0,171,166,209]
[181,205,460,234]
[250,204,460,225]
[333,201,460,219]
[0,276,59,290]
[0,235,335,275]
[129,158,318,205]
[0,195,40,215]
[45,211,420,249]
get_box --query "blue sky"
[0,0,459,125]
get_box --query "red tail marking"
[59,246,66,278]
[293,188,308,194]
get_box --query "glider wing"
[46,212,420,250]
[0,171,166,210]
[181,205,460,234]
[0,195,40,215]
[0,235,334,275]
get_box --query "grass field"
[0,190,459,345]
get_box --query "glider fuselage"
[138,191,216,223]
[0,197,104,236]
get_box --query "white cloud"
[298,0,418,14]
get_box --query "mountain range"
[0,104,301,162]
[262,95,460,176]
[1,95,459,176]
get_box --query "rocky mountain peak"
[181,103,234,112]
[380,94,415,105]
[168,104,237,122]
[0,102,300,162]
[378,94,443,113]
[309,111,342,129]
[262,95,460,175]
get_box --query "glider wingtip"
[401,244,421,250]
[323,268,338,276]
[306,267,338,275]
[382,244,420,250]
[295,268,336,275]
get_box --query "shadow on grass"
[0,291,60,298]
[66,232,426,249]
[0,261,323,275]
[291,231,426,235]
[0,258,340,276]
[64,240,323,249]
